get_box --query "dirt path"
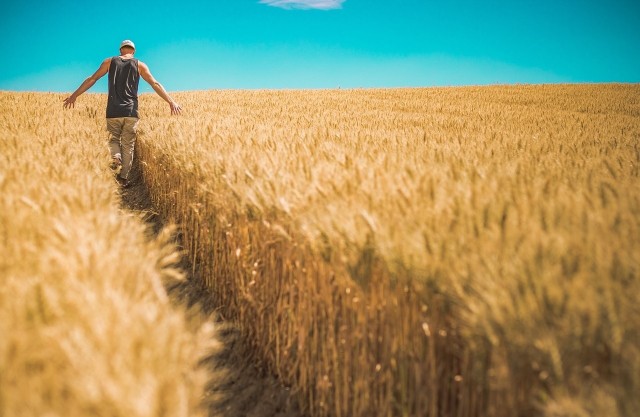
[119,163,305,417]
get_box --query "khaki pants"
[107,117,139,179]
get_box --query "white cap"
[120,40,136,50]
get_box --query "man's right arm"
[63,58,110,109]
[139,61,182,115]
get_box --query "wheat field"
[1,85,639,417]
[0,92,215,417]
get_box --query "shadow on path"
[118,162,304,417]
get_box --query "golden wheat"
[3,85,638,417]
[0,92,214,417]
[133,85,639,417]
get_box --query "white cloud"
[259,0,346,10]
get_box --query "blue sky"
[1,0,638,91]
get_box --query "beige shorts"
[107,117,139,179]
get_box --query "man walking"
[63,40,181,187]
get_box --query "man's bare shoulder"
[98,57,112,69]
[137,61,153,78]
[89,58,112,78]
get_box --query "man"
[63,40,181,187]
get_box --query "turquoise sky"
[1,0,638,92]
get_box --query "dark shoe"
[116,175,131,188]
[110,156,122,174]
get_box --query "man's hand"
[169,101,182,115]
[63,95,77,109]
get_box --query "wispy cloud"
[259,0,346,10]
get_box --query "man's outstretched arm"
[139,61,182,115]
[63,58,111,109]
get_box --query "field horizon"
[5,81,639,95]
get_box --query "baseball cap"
[120,40,136,50]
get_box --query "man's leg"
[119,117,139,180]
[106,118,124,164]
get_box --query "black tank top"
[106,57,140,118]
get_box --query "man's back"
[106,56,140,118]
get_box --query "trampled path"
[119,162,304,417]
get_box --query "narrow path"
[119,163,304,417]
